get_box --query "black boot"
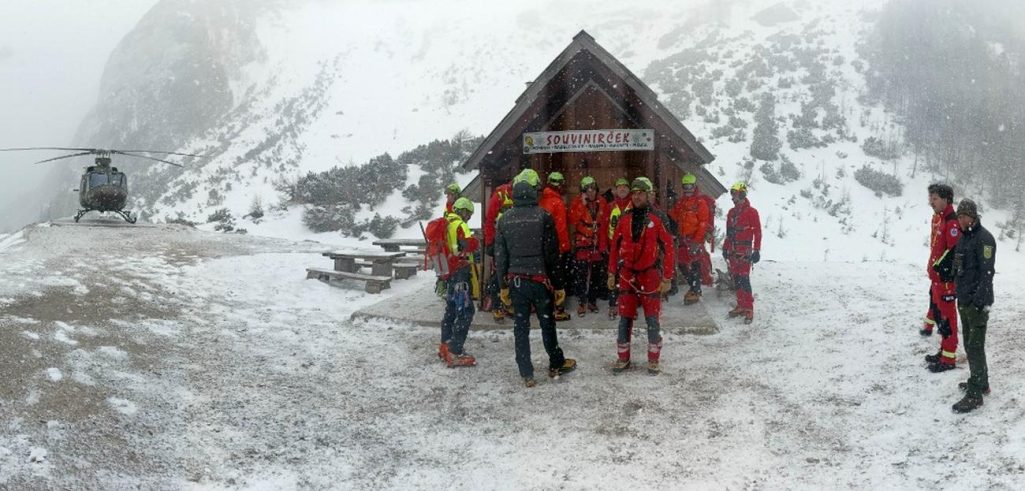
[952,395,983,413]
[958,382,991,395]
[924,350,942,364]
[927,361,956,373]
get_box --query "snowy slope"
[104,0,1020,267]
[1,222,1024,488]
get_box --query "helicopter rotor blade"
[111,151,184,168]
[0,147,101,153]
[116,149,205,158]
[31,151,97,165]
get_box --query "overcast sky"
[0,0,157,230]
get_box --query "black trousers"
[511,278,565,378]
[573,258,606,305]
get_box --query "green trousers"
[958,304,990,397]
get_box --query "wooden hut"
[463,30,724,208]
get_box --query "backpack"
[423,216,450,277]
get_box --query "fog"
[0,0,157,232]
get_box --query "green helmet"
[514,169,540,188]
[445,183,461,195]
[548,172,565,185]
[580,176,596,189]
[453,197,474,214]
[681,173,697,185]
[631,177,653,192]
[730,181,748,194]
[615,177,630,187]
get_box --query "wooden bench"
[306,268,392,293]
[393,262,420,280]
[373,238,427,253]
[322,250,406,278]
[353,259,420,280]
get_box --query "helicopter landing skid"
[72,209,137,224]
[115,210,137,224]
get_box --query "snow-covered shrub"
[854,165,903,197]
[207,208,236,232]
[711,125,736,140]
[725,79,742,97]
[861,136,901,160]
[734,97,756,112]
[247,196,264,220]
[760,163,782,184]
[750,93,782,161]
[760,156,800,185]
[303,204,357,233]
[779,156,801,182]
[356,214,400,238]
[787,128,825,150]
[729,116,748,129]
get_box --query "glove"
[937,319,952,338]
[554,289,566,307]
[750,250,760,264]
[607,273,616,291]
[500,288,511,307]
[659,279,672,295]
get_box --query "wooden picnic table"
[322,250,406,277]
[372,238,427,252]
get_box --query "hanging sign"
[523,129,654,154]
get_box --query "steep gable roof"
[462,30,721,196]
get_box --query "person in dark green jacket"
[950,198,996,414]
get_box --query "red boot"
[447,353,477,368]
[437,343,449,362]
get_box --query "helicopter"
[0,147,201,224]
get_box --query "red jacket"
[483,183,513,246]
[608,207,676,281]
[697,188,716,242]
[669,193,711,245]
[569,194,609,260]
[928,204,959,283]
[539,186,570,253]
[725,198,761,256]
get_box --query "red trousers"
[727,254,754,311]
[929,281,959,364]
[617,268,663,319]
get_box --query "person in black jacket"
[495,174,577,387]
[950,198,996,413]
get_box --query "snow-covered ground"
[1,221,1024,489]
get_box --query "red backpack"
[422,216,451,276]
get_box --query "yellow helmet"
[631,177,653,192]
[453,197,474,214]
[730,181,748,194]
[513,169,540,187]
[681,173,697,185]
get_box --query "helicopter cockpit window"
[89,173,109,187]
[109,174,123,185]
